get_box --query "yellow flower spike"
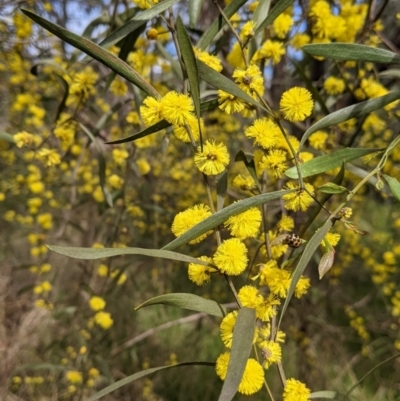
[224,206,262,239]
[216,352,264,395]
[194,140,230,175]
[283,378,311,401]
[280,87,314,122]
[213,238,248,276]
[160,91,194,126]
[171,204,213,244]
[187,256,216,286]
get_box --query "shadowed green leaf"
[162,189,294,251]
[234,150,260,192]
[218,308,256,401]
[88,362,215,401]
[189,0,205,28]
[176,16,201,119]
[53,73,69,124]
[383,175,400,201]
[300,91,400,148]
[21,9,159,98]
[379,69,400,79]
[79,123,113,207]
[216,170,228,211]
[197,0,248,50]
[197,60,268,112]
[278,218,333,329]
[303,43,400,64]
[136,293,227,317]
[285,148,381,179]
[48,245,212,266]
[133,0,181,20]
[106,100,218,145]
[255,0,295,34]
[253,0,271,30]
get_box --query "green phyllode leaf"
[47,245,212,266]
[87,362,215,401]
[383,175,400,201]
[21,9,160,98]
[176,16,201,119]
[135,293,227,317]
[300,91,400,149]
[285,148,382,179]
[218,308,256,401]
[162,189,295,250]
[255,0,295,34]
[189,0,205,28]
[278,218,334,328]
[302,43,400,64]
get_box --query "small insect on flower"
[270,233,304,248]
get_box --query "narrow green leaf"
[318,247,335,279]
[106,100,218,145]
[82,14,111,39]
[135,293,227,317]
[216,170,228,211]
[189,0,205,28]
[47,245,212,266]
[292,58,329,115]
[53,73,69,124]
[278,218,333,329]
[176,17,201,119]
[14,363,68,373]
[300,164,344,237]
[300,91,400,148]
[197,60,268,112]
[106,120,170,145]
[317,183,348,194]
[197,0,248,50]
[234,150,260,191]
[79,123,113,207]
[88,362,215,401]
[302,43,400,64]
[253,0,271,30]
[218,308,256,401]
[255,0,295,34]
[96,20,146,51]
[0,132,15,144]
[133,0,181,20]
[383,175,400,201]
[310,391,337,399]
[21,9,160,98]
[379,69,400,79]
[285,148,381,179]
[162,189,295,251]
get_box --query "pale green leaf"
[218,308,256,401]
[189,0,205,28]
[0,132,15,144]
[253,0,271,30]
[300,91,400,148]
[176,16,201,119]
[135,293,227,317]
[234,150,260,191]
[216,170,228,211]
[317,183,348,194]
[197,0,248,50]
[278,218,333,328]
[47,245,211,266]
[21,9,160,98]
[255,0,295,34]
[162,189,295,251]
[88,362,215,401]
[133,0,181,20]
[302,43,400,64]
[383,174,400,201]
[197,60,268,112]
[379,69,400,79]
[318,248,335,279]
[285,148,381,179]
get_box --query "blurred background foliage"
[1,0,400,400]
